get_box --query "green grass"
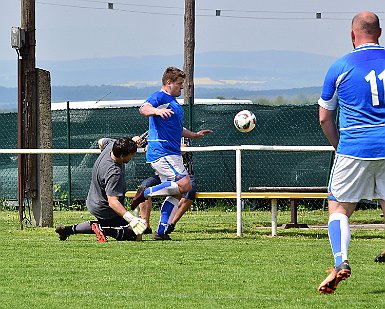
[0,209,384,309]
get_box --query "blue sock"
[157,196,179,235]
[328,213,350,267]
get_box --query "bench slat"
[249,186,327,193]
[125,191,328,199]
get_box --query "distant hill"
[0,50,332,110]
[50,85,322,102]
[0,50,335,89]
[0,84,322,111]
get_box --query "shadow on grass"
[366,289,385,295]
[179,227,330,239]
[350,234,385,240]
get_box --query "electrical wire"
[33,0,384,21]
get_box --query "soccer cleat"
[143,226,153,235]
[318,260,351,294]
[153,232,172,241]
[165,223,175,235]
[130,185,146,210]
[91,223,107,242]
[374,250,385,263]
[55,225,70,241]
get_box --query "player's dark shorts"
[141,174,197,201]
[97,216,136,241]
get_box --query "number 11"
[365,69,385,106]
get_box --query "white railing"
[0,145,335,236]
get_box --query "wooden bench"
[126,188,328,236]
[248,187,328,230]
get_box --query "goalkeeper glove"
[129,217,147,235]
[123,212,147,235]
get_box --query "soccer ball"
[233,110,256,133]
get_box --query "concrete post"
[32,68,53,227]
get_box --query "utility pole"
[184,0,195,131]
[18,0,38,228]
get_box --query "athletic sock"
[72,221,93,234]
[328,212,351,267]
[157,196,179,235]
[144,181,180,198]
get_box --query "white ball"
[233,110,256,133]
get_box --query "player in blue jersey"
[132,132,198,236]
[130,67,212,240]
[317,11,385,294]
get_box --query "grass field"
[0,208,384,309]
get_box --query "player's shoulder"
[158,89,176,102]
[146,90,174,105]
[325,53,353,79]
[98,138,115,151]
[330,52,352,67]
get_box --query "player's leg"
[163,198,192,235]
[318,156,374,293]
[144,175,190,198]
[153,196,179,240]
[373,160,385,262]
[318,201,355,294]
[374,199,385,262]
[139,199,153,232]
[165,174,197,234]
[150,155,191,240]
[56,220,107,242]
[132,155,191,206]
[55,221,94,241]
[327,201,356,265]
[378,198,384,214]
[99,216,136,241]
[135,175,161,233]
[153,178,191,240]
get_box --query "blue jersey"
[144,89,184,162]
[318,44,385,159]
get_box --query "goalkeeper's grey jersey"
[86,138,126,220]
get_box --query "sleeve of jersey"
[143,93,161,108]
[318,65,339,111]
[102,138,114,149]
[105,171,125,198]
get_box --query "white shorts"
[150,155,187,183]
[328,155,385,203]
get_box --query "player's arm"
[107,195,130,217]
[182,128,213,139]
[98,138,114,151]
[140,102,174,119]
[319,106,339,150]
[107,196,146,235]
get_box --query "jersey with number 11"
[318,43,385,159]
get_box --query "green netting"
[0,104,332,201]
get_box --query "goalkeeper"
[132,131,197,238]
[55,137,146,242]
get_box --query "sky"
[2,0,385,63]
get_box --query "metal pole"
[236,149,242,236]
[271,199,277,236]
[66,101,71,209]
